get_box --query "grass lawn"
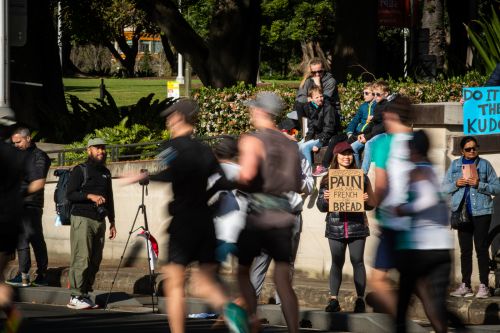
[63,77,300,107]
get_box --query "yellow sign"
[167,81,180,98]
[328,169,364,212]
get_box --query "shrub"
[193,72,487,134]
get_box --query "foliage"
[63,117,170,165]
[63,90,174,142]
[465,5,500,73]
[193,72,487,135]
[193,82,296,136]
[136,50,154,77]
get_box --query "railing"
[46,135,235,166]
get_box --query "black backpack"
[53,164,88,225]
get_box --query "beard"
[88,153,107,165]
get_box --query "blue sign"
[463,87,500,135]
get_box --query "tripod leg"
[141,204,158,313]
[103,204,142,310]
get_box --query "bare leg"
[369,268,396,317]
[237,264,257,317]
[163,264,186,333]
[191,263,228,309]
[0,253,13,309]
[274,262,299,333]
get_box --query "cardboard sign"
[463,86,500,135]
[462,164,478,180]
[328,169,364,212]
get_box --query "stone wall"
[40,102,499,285]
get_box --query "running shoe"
[67,296,93,310]
[6,274,30,288]
[353,298,366,313]
[475,284,490,299]
[450,283,474,297]
[223,302,249,333]
[31,275,48,287]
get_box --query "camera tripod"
[104,179,158,312]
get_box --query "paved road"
[1,303,333,333]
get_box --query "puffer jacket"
[316,182,370,240]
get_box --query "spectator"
[368,95,414,316]
[346,83,377,142]
[237,92,302,333]
[7,127,51,287]
[295,57,341,115]
[444,136,500,298]
[66,138,117,310]
[210,136,246,264]
[298,85,339,166]
[351,80,392,174]
[313,83,377,177]
[394,130,454,333]
[316,141,375,313]
[485,63,500,86]
[0,111,44,333]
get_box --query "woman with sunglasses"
[443,136,500,298]
[295,58,341,121]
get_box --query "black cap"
[160,99,199,118]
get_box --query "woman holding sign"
[443,136,500,299]
[316,141,375,313]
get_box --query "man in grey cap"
[66,137,116,309]
[237,91,302,333]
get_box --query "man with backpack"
[66,138,116,310]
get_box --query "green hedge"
[193,72,487,136]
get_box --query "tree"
[260,0,335,76]
[138,0,262,87]
[415,0,446,80]
[10,0,68,141]
[331,0,378,83]
[61,0,156,77]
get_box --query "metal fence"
[46,135,235,167]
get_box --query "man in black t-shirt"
[132,99,248,333]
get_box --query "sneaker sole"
[66,303,92,310]
[464,293,475,297]
[475,295,489,299]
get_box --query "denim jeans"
[298,139,321,166]
[351,134,385,174]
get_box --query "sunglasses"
[363,91,374,96]
[374,92,385,97]
[463,146,479,152]
[311,70,324,75]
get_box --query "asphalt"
[5,263,500,332]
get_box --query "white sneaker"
[475,284,490,299]
[83,296,99,309]
[67,296,92,310]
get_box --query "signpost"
[463,86,500,136]
[328,169,364,212]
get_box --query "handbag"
[450,198,471,230]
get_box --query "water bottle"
[54,215,62,227]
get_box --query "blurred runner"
[236,92,302,333]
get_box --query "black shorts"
[166,218,217,266]
[237,226,293,266]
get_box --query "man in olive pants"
[66,138,117,310]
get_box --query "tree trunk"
[299,41,330,74]
[10,0,68,142]
[331,0,378,83]
[139,0,261,87]
[447,0,478,74]
[61,28,81,75]
[416,0,446,80]
[159,34,176,71]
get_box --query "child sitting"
[298,85,338,166]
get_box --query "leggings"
[328,238,366,297]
